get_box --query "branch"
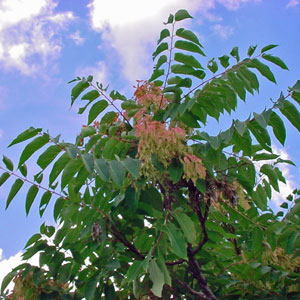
[176,280,211,300]
[165,258,186,266]
[187,244,219,300]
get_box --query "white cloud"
[212,23,234,39]
[76,61,108,85]
[69,30,85,45]
[0,0,75,75]
[87,0,261,81]
[0,249,39,294]
[271,147,296,210]
[88,0,216,81]
[216,0,261,10]
[286,0,299,8]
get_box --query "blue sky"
[0,0,300,286]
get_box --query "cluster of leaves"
[1,9,300,300]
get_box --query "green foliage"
[1,9,300,300]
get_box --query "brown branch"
[176,280,211,300]
[165,258,186,266]
[187,244,219,300]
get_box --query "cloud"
[212,23,234,39]
[0,249,39,293]
[286,0,299,8]
[271,146,296,210]
[0,0,75,75]
[69,30,85,45]
[87,0,261,81]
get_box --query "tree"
[0,9,300,300]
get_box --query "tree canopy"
[0,9,300,300]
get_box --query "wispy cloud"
[212,23,234,39]
[216,0,261,11]
[75,61,108,85]
[0,0,75,75]
[286,0,299,8]
[69,30,85,45]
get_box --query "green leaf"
[173,212,197,244]
[95,158,110,181]
[39,191,52,217]
[105,284,115,300]
[260,164,279,192]
[174,52,203,69]
[269,111,286,145]
[171,64,204,79]
[239,66,259,91]
[109,160,125,186]
[250,58,276,83]
[85,274,100,300]
[81,153,94,173]
[176,28,201,46]
[81,126,96,138]
[227,71,246,100]
[164,13,174,25]
[88,100,108,124]
[164,223,187,259]
[25,233,41,248]
[252,227,263,252]
[0,172,10,186]
[71,80,89,105]
[149,68,165,82]
[254,110,271,128]
[152,42,168,60]
[81,90,100,101]
[261,44,278,53]
[169,159,183,183]
[286,231,298,254]
[2,155,14,171]
[25,185,39,215]
[253,153,279,161]
[49,152,70,185]
[247,45,257,57]
[53,197,65,221]
[155,55,168,70]
[19,164,27,177]
[6,179,24,209]
[262,54,288,70]
[157,28,170,44]
[175,9,192,21]
[218,55,230,68]
[1,270,17,293]
[8,127,42,148]
[37,145,62,170]
[156,256,171,286]
[18,134,49,168]
[61,159,83,189]
[149,259,165,297]
[126,260,145,282]
[230,46,240,62]
[207,58,218,73]
[121,157,141,180]
[175,40,205,56]
[280,100,300,133]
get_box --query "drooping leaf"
[121,157,141,180]
[164,223,187,259]
[169,159,183,183]
[218,55,230,68]
[19,164,27,177]
[249,59,276,83]
[0,172,10,187]
[39,191,52,217]
[174,9,192,21]
[71,80,89,105]
[152,42,168,60]
[6,179,24,209]
[280,100,300,133]
[268,111,286,145]
[247,45,257,57]
[109,160,125,186]
[173,212,197,244]
[1,271,17,293]
[25,185,39,215]
[175,40,205,56]
[37,145,62,170]
[53,197,65,221]
[49,153,70,185]
[262,54,289,70]
[2,155,14,171]
[176,28,202,46]
[88,100,108,124]
[18,134,50,168]
[61,159,83,189]
[95,158,110,181]
[149,259,165,297]
[8,127,42,147]
[174,52,203,69]
[157,28,170,44]
[260,164,279,192]
[230,46,240,62]
[85,274,100,300]
[81,126,96,138]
